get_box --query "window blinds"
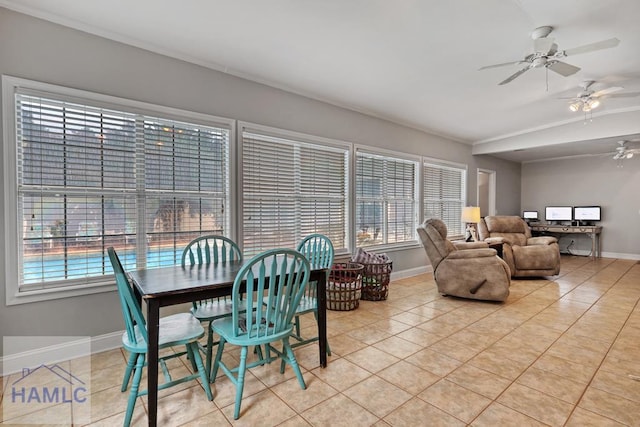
[241,130,348,256]
[423,162,466,237]
[355,151,418,246]
[15,92,230,290]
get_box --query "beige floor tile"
[271,373,338,413]
[531,353,596,384]
[309,358,371,392]
[395,326,443,346]
[369,318,414,335]
[219,389,296,425]
[383,397,466,426]
[445,364,511,400]
[372,335,423,359]
[470,402,548,426]
[405,348,462,377]
[179,408,232,426]
[578,386,640,425]
[343,346,400,373]
[590,369,640,402]
[469,348,530,381]
[345,324,393,345]
[418,379,492,423]
[376,360,440,395]
[322,333,368,357]
[516,366,587,404]
[345,376,412,418]
[498,383,574,426]
[564,407,627,427]
[301,393,379,426]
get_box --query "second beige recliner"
[477,215,561,277]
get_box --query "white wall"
[522,155,640,258]
[0,8,521,351]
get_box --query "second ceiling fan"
[559,80,640,112]
[479,26,620,85]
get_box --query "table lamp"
[461,206,481,241]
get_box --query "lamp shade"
[461,206,481,223]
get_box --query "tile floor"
[2,255,640,426]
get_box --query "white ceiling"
[3,0,640,162]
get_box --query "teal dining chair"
[210,248,310,419]
[181,235,244,381]
[108,247,212,427]
[292,233,334,355]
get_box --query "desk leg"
[147,299,160,427]
[317,271,328,368]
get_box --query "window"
[423,160,466,237]
[241,125,348,256]
[3,77,232,304]
[355,149,419,247]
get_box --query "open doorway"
[477,169,496,217]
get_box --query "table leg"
[317,270,327,368]
[147,299,160,427]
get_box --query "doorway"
[477,169,496,217]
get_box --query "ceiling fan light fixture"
[589,99,600,109]
[627,152,634,159]
[569,102,581,112]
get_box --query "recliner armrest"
[447,248,498,259]
[453,241,489,250]
[527,236,557,245]
[485,237,506,245]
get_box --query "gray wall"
[522,156,640,258]
[0,8,520,351]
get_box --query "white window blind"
[241,129,348,256]
[12,89,230,292]
[423,161,466,237]
[355,150,418,247]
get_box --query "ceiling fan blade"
[547,61,580,77]
[591,86,623,97]
[607,91,640,98]
[498,67,530,85]
[563,38,620,56]
[478,61,523,71]
[534,37,555,54]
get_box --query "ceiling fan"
[479,26,620,86]
[612,140,640,161]
[559,80,640,112]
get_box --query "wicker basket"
[360,260,393,301]
[327,263,364,311]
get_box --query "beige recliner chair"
[477,215,560,278]
[417,218,510,302]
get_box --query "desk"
[530,224,602,259]
[128,260,328,427]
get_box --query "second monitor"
[545,206,572,222]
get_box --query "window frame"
[2,76,235,305]
[353,145,421,250]
[238,122,350,257]
[421,156,468,239]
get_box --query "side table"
[488,242,503,258]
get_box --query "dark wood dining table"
[127,259,328,427]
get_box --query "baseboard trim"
[391,265,432,279]
[1,331,122,375]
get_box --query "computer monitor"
[545,206,572,222]
[574,206,601,222]
[523,210,538,220]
